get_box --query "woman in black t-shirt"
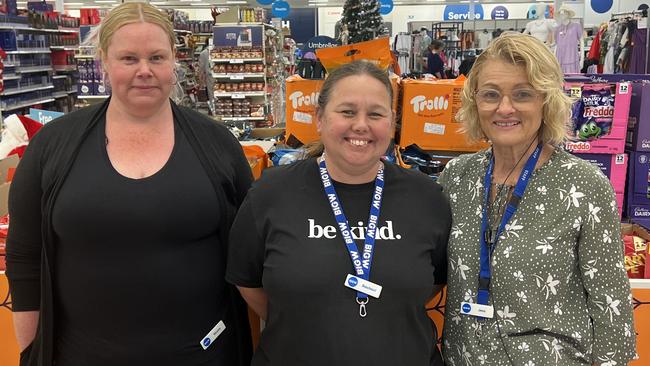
[227,60,451,366]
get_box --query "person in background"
[227,60,451,365]
[6,3,253,366]
[427,40,445,79]
[197,38,215,114]
[458,49,478,77]
[437,32,636,366]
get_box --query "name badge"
[460,302,494,318]
[200,320,226,350]
[344,274,382,298]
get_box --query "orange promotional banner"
[399,77,488,152]
[316,37,393,73]
[285,75,324,146]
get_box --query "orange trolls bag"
[316,37,393,73]
[399,76,488,152]
[285,75,325,146]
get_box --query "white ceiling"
[33,0,559,11]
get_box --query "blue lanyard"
[476,144,542,308]
[318,157,385,311]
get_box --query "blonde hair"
[457,32,573,145]
[93,2,175,59]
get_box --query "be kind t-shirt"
[227,159,451,366]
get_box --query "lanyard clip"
[356,297,368,318]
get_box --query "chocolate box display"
[573,152,627,216]
[627,82,650,152]
[564,82,632,154]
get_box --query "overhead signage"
[272,1,291,19]
[591,0,613,14]
[302,36,338,54]
[443,4,484,21]
[379,0,393,15]
[490,5,509,20]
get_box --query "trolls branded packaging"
[627,82,650,152]
[573,153,627,216]
[284,74,400,147]
[399,77,487,152]
[564,82,631,154]
[284,75,324,146]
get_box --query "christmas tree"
[340,0,388,44]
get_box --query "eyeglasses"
[475,88,541,109]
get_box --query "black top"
[51,117,227,365]
[427,52,444,77]
[227,159,451,366]
[6,99,253,366]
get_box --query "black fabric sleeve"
[226,195,265,288]
[6,135,46,311]
[224,132,253,207]
[432,187,451,285]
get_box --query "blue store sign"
[591,0,613,14]
[379,0,393,15]
[272,1,291,19]
[443,4,484,21]
[302,36,338,54]
[256,0,273,5]
[29,108,63,124]
[490,5,508,20]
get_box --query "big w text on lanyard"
[318,156,385,318]
[475,144,542,316]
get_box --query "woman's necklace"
[488,138,538,223]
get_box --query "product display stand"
[210,21,284,128]
[74,24,109,106]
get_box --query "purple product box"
[574,152,627,217]
[6,0,16,15]
[626,151,650,219]
[626,82,650,151]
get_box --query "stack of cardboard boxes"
[568,82,632,217]
[626,82,650,227]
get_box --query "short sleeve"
[226,194,265,288]
[432,193,450,285]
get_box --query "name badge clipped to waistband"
[200,320,226,350]
[460,302,494,319]
[344,274,382,298]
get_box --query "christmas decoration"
[340,0,388,44]
[0,114,43,159]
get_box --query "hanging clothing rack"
[608,11,649,73]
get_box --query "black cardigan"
[6,98,254,366]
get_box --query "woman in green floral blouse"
[438,32,637,366]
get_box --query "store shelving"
[212,73,265,79]
[3,97,55,112]
[16,66,53,73]
[208,21,286,126]
[212,58,264,64]
[5,49,51,54]
[0,85,53,96]
[222,116,265,121]
[214,91,266,98]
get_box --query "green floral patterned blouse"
[437,147,636,366]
